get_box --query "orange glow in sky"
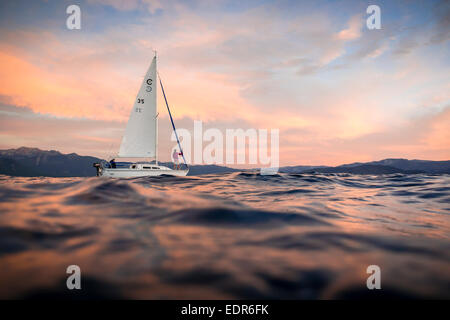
[0,0,448,165]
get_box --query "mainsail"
[118,56,157,158]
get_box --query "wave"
[0,172,449,299]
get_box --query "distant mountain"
[0,147,239,177]
[0,147,102,177]
[1,147,449,177]
[155,161,240,176]
[340,158,450,174]
[282,159,450,174]
[304,164,424,174]
[279,165,327,173]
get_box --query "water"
[0,172,449,299]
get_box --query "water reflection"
[0,173,449,299]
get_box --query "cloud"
[336,14,363,41]
[392,37,419,56]
[0,104,123,157]
[429,0,450,44]
[1,2,357,124]
[0,0,449,165]
[87,0,166,14]
[87,0,141,11]
[278,105,450,165]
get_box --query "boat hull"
[100,167,188,178]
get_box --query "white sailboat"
[94,54,189,178]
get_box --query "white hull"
[100,165,188,178]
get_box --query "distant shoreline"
[1,147,449,177]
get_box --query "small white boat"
[94,54,189,178]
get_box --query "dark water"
[0,172,449,299]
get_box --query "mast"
[155,52,158,165]
[155,113,158,165]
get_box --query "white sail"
[118,56,157,158]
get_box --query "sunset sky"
[0,0,449,166]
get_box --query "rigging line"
[158,72,188,169]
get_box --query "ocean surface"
[0,172,449,299]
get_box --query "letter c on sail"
[146,78,153,92]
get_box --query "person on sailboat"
[110,158,116,168]
[172,149,181,170]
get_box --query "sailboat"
[93,54,189,178]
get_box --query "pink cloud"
[0,2,448,165]
[336,15,363,41]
